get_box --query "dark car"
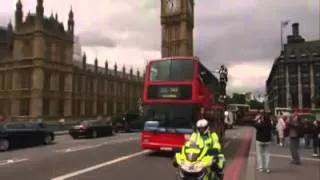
[112,112,144,132]
[69,119,113,139]
[0,122,55,151]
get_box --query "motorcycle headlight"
[192,162,206,172]
[186,153,199,162]
[180,161,206,173]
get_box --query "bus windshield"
[142,103,198,129]
[149,59,194,81]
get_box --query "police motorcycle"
[172,142,220,180]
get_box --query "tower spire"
[68,6,74,35]
[36,0,44,18]
[15,0,23,30]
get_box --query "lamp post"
[281,20,289,51]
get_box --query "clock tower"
[161,0,194,57]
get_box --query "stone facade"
[0,0,143,119]
[161,0,194,57]
[266,23,320,111]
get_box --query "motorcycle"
[173,146,220,180]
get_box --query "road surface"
[0,126,252,180]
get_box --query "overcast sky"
[0,0,319,95]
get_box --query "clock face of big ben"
[166,0,178,14]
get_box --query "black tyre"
[44,134,53,145]
[71,135,79,139]
[0,139,9,151]
[91,130,98,138]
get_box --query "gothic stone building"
[0,0,143,119]
[266,23,320,111]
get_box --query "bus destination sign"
[158,86,180,98]
[147,85,192,100]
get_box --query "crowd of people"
[253,111,320,173]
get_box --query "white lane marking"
[51,150,151,180]
[250,152,320,162]
[223,141,230,148]
[56,137,139,153]
[0,158,29,166]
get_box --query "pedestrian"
[270,115,277,138]
[253,112,273,173]
[311,120,320,157]
[59,118,65,129]
[303,119,312,149]
[287,114,304,165]
[276,113,287,147]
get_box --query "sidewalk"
[245,129,320,180]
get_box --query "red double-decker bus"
[140,56,225,151]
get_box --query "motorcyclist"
[188,119,225,179]
[174,137,221,179]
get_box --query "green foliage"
[231,93,246,104]
[248,99,264,110]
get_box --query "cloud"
[0,0,318,93]
[0,13,10,27]
[227,61,272,93]
[78,32,116,47]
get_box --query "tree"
[231,93,246,104]
[224,95,233,105]
[248,99,264,110]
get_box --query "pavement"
[0,126,253,180]
[244,129,320,180]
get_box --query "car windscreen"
[142,103,198,129]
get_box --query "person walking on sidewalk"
[311,120,320,157]
[287,114,304,165]
[253,113,273,173]
[303,119,312,149]
[276,113,287,147]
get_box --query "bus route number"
[159,87,179,98]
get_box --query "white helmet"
[196,119,209,135]
[224,111,229,116]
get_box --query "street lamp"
[281,20,290,51]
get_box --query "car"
[112,112,144,133]
[68,119,113,139]
[0,122,54,151]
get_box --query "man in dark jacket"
[253,113,273,173]
[311,120,320,157]
[302,120,313,148]
[287,114,304,165]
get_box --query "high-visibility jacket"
[188,131,225,169]
[189,131,220,150]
